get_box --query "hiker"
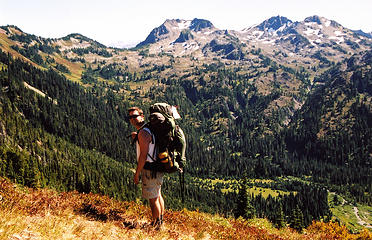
[128,106,164,229]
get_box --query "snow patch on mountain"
[277,25,288,32]
[305,22,319,27]
[304,28,320,36]
[180,42,200,54]
[252,31,264,38]
[329,36,344,42]
[262,39,276,45]
[178,20,191,30]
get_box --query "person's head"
[128,107,145,129]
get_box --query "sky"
[1,0,371,48]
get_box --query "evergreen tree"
[235,178,255,219]
[289,204,304,232]
[332,194,341,206]
[274,203,286,229]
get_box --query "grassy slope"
[328,193,372,233]
[1,178,371,240]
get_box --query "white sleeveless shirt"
[136,127,156,163]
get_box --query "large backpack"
[143,103,186,173]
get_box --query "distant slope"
[285,51,372,203]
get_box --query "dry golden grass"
[52,54,84,82]
[1,178,371,240]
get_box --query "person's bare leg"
[149,197,161,221]
[159,193,165,218]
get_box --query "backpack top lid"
[149,103,172,116]
[149,112,166,126]
[149,106,175,134]
[149,103,181,120]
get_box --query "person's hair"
[128,106,144,115]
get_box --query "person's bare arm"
[134,129,152,184]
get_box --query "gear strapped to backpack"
[142,103,186,173]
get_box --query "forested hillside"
[0,51,138,199]
[285,52,372,203]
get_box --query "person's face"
[129,110,144,128]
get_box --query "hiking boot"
[122,220,138,229]
[151,218,163,230]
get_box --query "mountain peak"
[165,19,192,30]
[136,18,215,48]
[0,25,24,34]
[136,23,170,48]
[60,33,106,48]
[189,18,214,31]
[304,15,341,28]
[62,33,92,41]
[304,15,323,24]
[257,16,292,31]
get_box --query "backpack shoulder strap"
[132,123,155,148]
[141,125,155,145]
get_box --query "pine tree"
[235,178,255,219]
[332,194,340,206]
[289,204,304,232]
[235,178,248,218]
[274,203,286,229]
[245,194,256,219]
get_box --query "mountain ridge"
[126,15,372,73]
[2,15,371,50]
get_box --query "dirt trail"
[353,206,372,229]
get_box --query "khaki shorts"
[141,169,164,199]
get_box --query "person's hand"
[134,172,140,185]
[131,132,137,140]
